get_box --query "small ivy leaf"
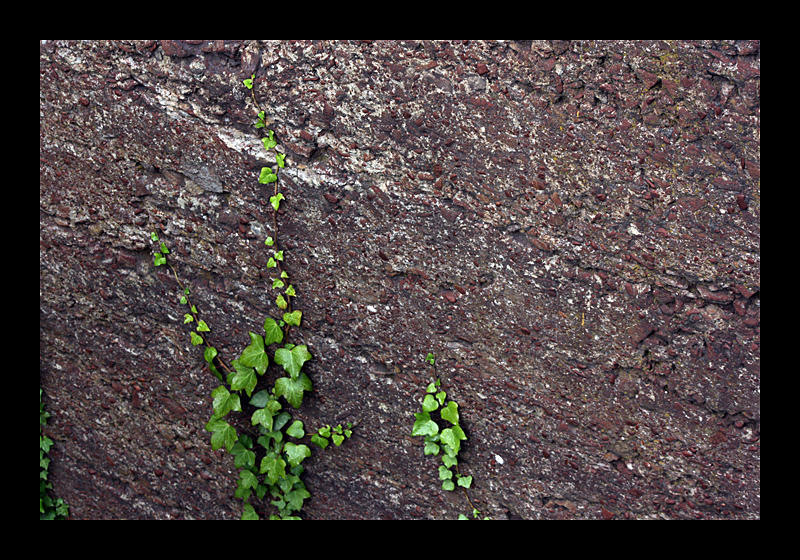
[249,389,272,409]
[265,236,275,246]
[260,454,287,485]
[284,487,310,512]
[412,411,439,437]
[438,465,454,481]
[154,252,166,267]
[441,401,460,425]
[442,453,457,468]
[160,242,170,254]
[286,420,305,439]
[276,152,286,168]
[424,441,440,455]
[263,130,278,150]
[272,278,285,290]
[251,408,274,431]
[243,74,254,89]
[230,360,258,397]
[274,344,312,379]
[284,442,311,467]
[440,428,463,455]
[318,425,331,438]
[241,503,258,520]
[426,352,435,365]
[240,331,269,375]
[426,382,437,394]
[274,372,313,408]
[311,433,329,449]
[180,295,188,305]
[150,232,159,242]
[231,441,256,469]
[332,433,345,447]
[283,310,302,327]
[190,331,204,346]
[267,257,277,268]
[270,193,285,211]
[280,271,289,279]
[274,250,284,261]
[276,294,288,309]
[442,480,455,491]
[285,285,296,297]
[196,320,210,332]
[457,475,473,489]
[184,313,194,324]
[422,394,439,413]
[263,317,284,346]
[211,385,242,419]
[205,417,237,452]
[259,167,277,184]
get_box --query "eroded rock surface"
[40,40,759,519]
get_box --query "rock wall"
[40,40,760,519]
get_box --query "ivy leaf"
[412,411,439,437]
[160,242,170,255]
[285,285,296,297]
[311,434,329,449]
[154,252,166,267]
[441,400,460,425]
[205,417,237,452]
[242,503,258,520]
[272,278,285,290]
[270,193,285,211]
[211,385,241,419]
[284,487,310,512]
[263,317,284,346]
[259,167,277,184]
[249,389,271,409]
[240,332,269,375]
[196,320,210,332]
[422,394,439,413]
[190,331,204,346]
[274,372,313,409]
[438,465,453,481]
[183,313,194,324]
[276,294,288,309]
[276,152,286,168]
[283,310,302,327]
[260,454,287,485]
[284,442,311,468]
[243,74,254,89]
[252,407,276,431]
[457,475,473,489]
[440,426,466,455]
[230,360,258,397]
[332,433,345,447]
[231,442,256,470]
[274,344,312,379]
[286,420,305,439]
[263,130,278,150]
[424,440,440,455]
[265,236,275,246]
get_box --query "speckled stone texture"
[40,40,759,519]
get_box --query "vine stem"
[166,260,232,375]
[250,79,293,341]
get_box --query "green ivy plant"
[40,389,69,520]
[412,353,487,519]
[148,73,351,520]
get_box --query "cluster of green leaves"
[40,389,69,520]
[311,423,353,449]
[412,354,471,491]
[145,74,353,520]
[412,353,487,520]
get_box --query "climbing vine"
[412,353,488,519]
[149,73,351,520]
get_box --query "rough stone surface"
[40,40,760,519]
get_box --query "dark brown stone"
[40,40,759,520]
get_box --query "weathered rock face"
[40,40,759,519]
